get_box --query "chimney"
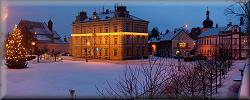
[240,16,244,25]
[79,11,87,21]
[229,22,232,26]
[48,19,53,31]
[216,24,218,28]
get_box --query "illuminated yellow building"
[71,5,149,60]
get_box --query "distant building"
[148,29,195,57]
[197,16,247,59]
[17,19,69,54]
[71,5,149,60]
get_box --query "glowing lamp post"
[86,42,90,62]
[31,42,36,56]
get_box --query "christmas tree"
[5,24,27,69]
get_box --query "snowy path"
[213,60,246,98]
[4,60,125,98]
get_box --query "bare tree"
[96,57,174,99]
[225,0,250,56]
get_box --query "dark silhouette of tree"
[189,27,202,40]
[149,27,160,40]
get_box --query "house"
[71,5,149,60]
[17,19,69,54]
[149,29,195,57]
[197,17,247,59]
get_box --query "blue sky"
[4,0,241,38]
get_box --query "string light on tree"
[5,24,27,69]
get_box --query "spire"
[206,7,210,19]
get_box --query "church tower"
[202,7,213,28]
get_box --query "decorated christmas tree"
[5,24,27,69]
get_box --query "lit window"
[178,42,187,48]
[114,26,118,32]
[105,48,108,56]
[114,37,118,44]
[114,49,117,56]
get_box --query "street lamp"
[31,42,36,56]
[86,41,90,62]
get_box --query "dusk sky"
[3,0,241,38]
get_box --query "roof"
[148,29,189,43]
[19,20,65,43]
[78,11,148,23]
[198,27,227,37]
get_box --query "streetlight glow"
[87,42,90,46]
[31,42,36,46]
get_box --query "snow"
[3,59,126,98]
[239,59,249,99]
[2,57,247,98]
[212,60,247,98]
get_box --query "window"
[99,37,102,44]
[137,36,140,44]
[114,25,118,32]
[114,37,118,44]
[99,48,102,56]
[216,39,217,45]
[105,27,108,32]
[105,37,108,44]
[126,23,130,32]
[105,48,108,56]
[210,39,211,45]
[94,27,96,33]
[137,48,140,55]
[126,35,130,44]
[99,26,102,33]
[142,48,144,55]
[178,42,188,48]
[126,49,129,56]
[234,38,237,45]
[114,49,117,56]
[122,24,126,32]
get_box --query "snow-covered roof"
[19,20,66,43]
[160,30,180,41]
[148,29,189,43]
[198,27,227,37]
[80,11,148,22]
[36,35,52,41]
[148,37,159,43]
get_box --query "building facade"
[149,29,195,57]
[16,20,69,54]
[71,5,149,60]
[197,17,247,59]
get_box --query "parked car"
[193,55,207,60]
[184,55,194,62]
[173,55,184,59]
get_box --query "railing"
[239,59,250,99]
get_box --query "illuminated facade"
[148,29,195,57]
[71,5,149,60]
[197,18,247,59]
[16,20,69,54]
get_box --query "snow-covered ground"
[1,57,247,98]
[3,59,126,98]
[213,60,247,98]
